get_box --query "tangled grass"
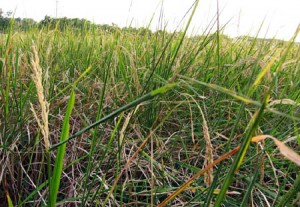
[0,6,300,206]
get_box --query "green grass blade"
[251,49,281,89]
[240,153,263,206]
[180,76,300,121]
[168,0,200,73]
[6,193,13,207]
[49,86,76,207]
[180,76,261,106]
[157,146,240,207]
[214,92,270,206]
[83,113,124,205]
[141,0,200,93]
[277,172,300,207]
[81,67,110,205]
[19,181,48,206]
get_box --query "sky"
[1,0,299,41]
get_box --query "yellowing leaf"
[6,192,13,207]
[268,99,300,107]
[251,135,273,143]
[252,135,300,166]
[253,49,282,87]
[212,188,241,195]
[187,187,240,195]
[272,138,300,166]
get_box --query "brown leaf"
[251,135,273,143]
[272,138,300,166]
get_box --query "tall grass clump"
[0,3,300,206]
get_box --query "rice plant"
[0,1,299,206]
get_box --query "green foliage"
[0,11,299,207]
[49,86,75,207]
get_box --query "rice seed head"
[30,45,50,151]
[200,108,213,187]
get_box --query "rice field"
[0,4,300,207]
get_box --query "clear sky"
[1,0,299,41]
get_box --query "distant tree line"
[0,8,36,32]
[0,8,153,37]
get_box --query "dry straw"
[30,45,50,151]
[251,135,300,166]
